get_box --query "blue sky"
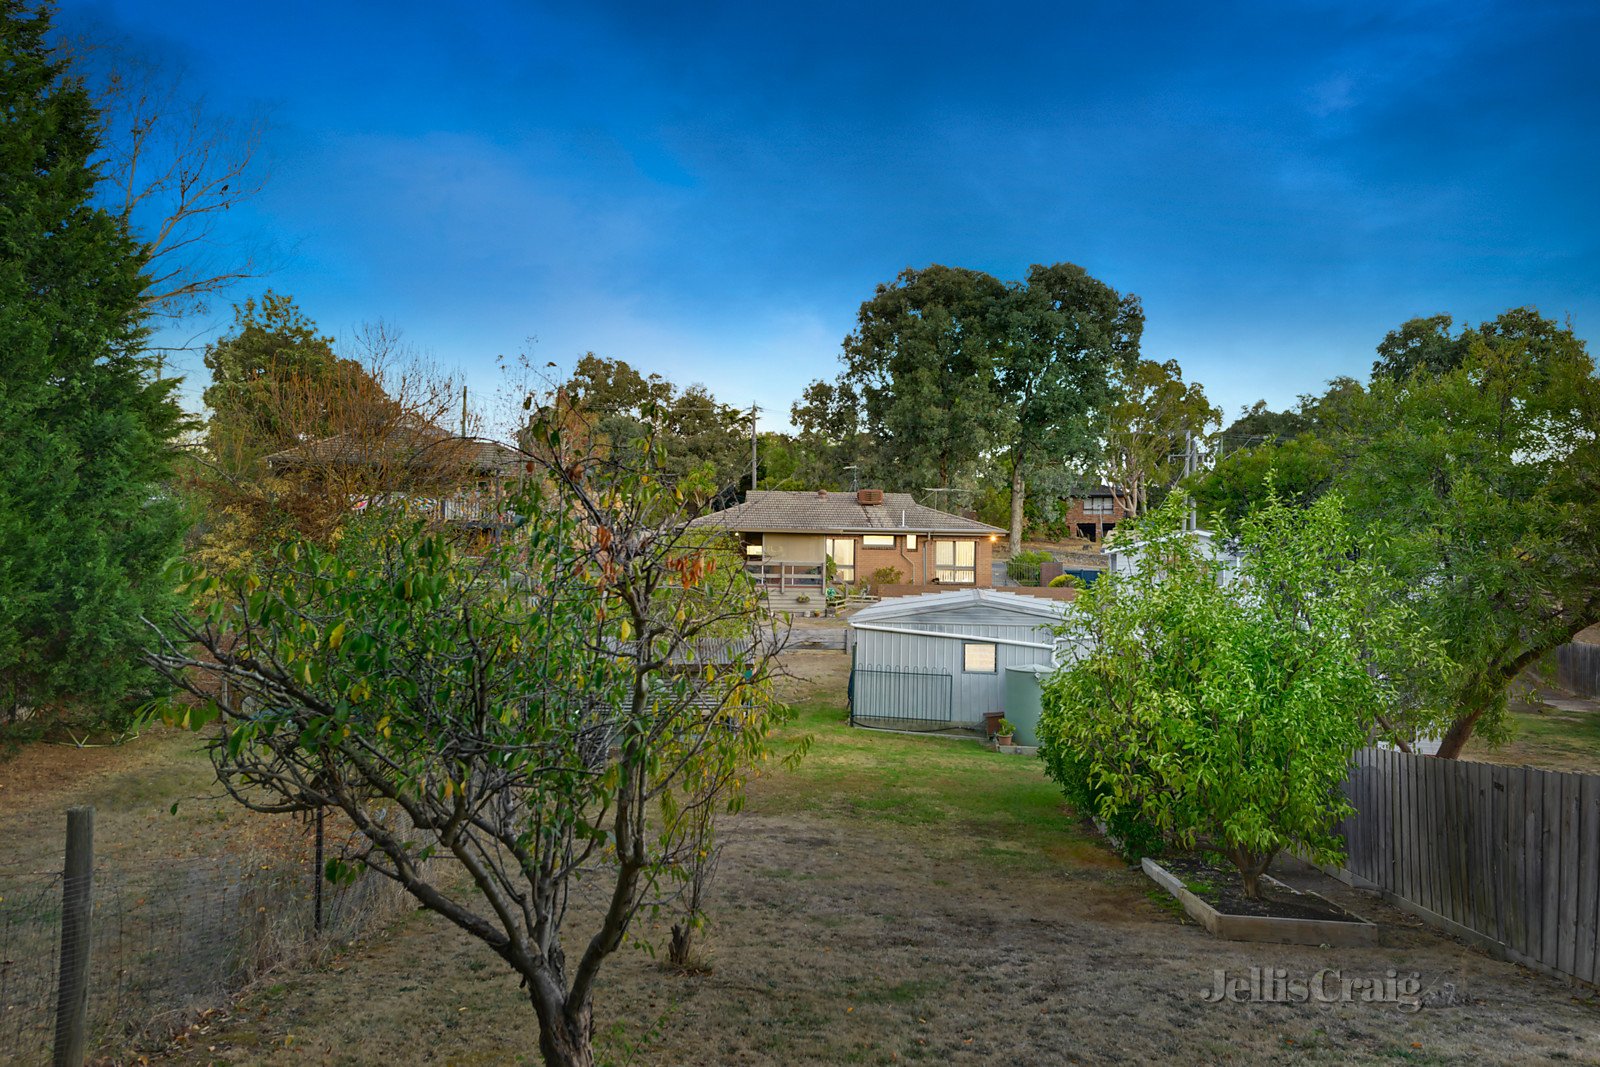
[64,0,1600,433]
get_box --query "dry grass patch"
[152,668,1600,1065]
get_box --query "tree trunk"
[527,970,594,1067]
[1009,462,1025,556]
[1433,701,1487,760]
[533,998,594,1067]
[668,921,693,968]
[1228,847,1276,900]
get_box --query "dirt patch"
[1157,854,1361,923]
[773,648,851,706]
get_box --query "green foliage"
[202,291,382,467]
[1047,573,1083,589]
[1045,744,1164,861]
[559,353,752,491]
[1102,358,1221,515]
[0,2,189,727]
[1195,308,1600,755]
[1371,314,1470,382]
[1005,550,1054,585]
[796,262,1140,550]
[867,566,904,588]
[1037,494,1448,897]
[992,263,1143,547]
[836,265,1011,492]
[994,718,1015,736]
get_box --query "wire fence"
[0,811,415,1065]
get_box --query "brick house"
[1059,484,1132,543]
[688,489,1003,612]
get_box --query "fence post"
[53,806,94,1067]
[314,806,325,934]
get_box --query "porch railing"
[744,561,825,592]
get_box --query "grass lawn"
[1462,685,1600,773]
[145,652,1600,1066]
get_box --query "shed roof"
[848,588,1072,626]
[688,490,1001,536]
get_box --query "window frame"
[962,641,998,673]
[825,536,856,582]
[933,539,977,584]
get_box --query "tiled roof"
[688,490,1001,536]
[265,426,526,477]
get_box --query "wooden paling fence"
[1552,641,1600,700]
[1333,748,1600,985]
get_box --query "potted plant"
[994,717,1016,747]
[794,594,811,605]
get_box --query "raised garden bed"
[1143,854,1377,947]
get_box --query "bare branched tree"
[57,30,272,319]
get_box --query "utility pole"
[749,403,759,491]
[1183,431,1198,532]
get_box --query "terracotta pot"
[997,734,1015,747]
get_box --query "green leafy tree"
[1370,313,1470,382]
[835,265,1010,491]
[1038,494,1446,897]
[1100,358,1220,516]
[788,378,874,489]
[994,263,1142,552]
[1343,312,1600,756]
[1195,309,1600,757]
[202,291,387,468]
[147,414,788,1067]
[0,1,188,726]
[558,354,750,490]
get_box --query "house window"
[862,534,896,548]
[934,540,976,584]
[904,533,917,550]
[825,537,855,582]
[1084,496,1114,515]
[963,642,997,673]
[744,535,763,558]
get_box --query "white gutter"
[849,621,1055,650]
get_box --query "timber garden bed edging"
[1142,856,1378,947]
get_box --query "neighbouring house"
[687,488,1004,613]
[1059,484,1132,543]
[264,422,527,533]
[846,589,1083,734]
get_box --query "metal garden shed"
[846,589,1080,731]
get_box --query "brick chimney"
[856,488,884,505]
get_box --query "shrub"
[1042,744,1164,861]
[1036,493,1449,898]
[868,565,903,588]
[1006,549,1054,585]
[1048,573,1085,589]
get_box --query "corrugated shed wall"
[852,604,1062,724]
